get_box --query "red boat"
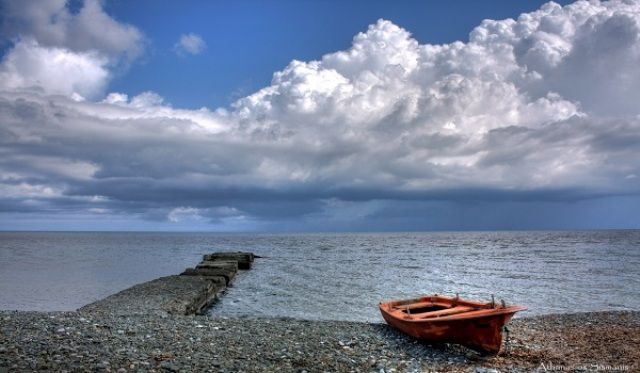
[379,294,527,355]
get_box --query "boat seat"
[412,305,475,319]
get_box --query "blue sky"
[0,0,639,231]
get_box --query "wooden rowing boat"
[379,294,527,354]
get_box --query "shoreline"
[1,310,638,372]
[2,252,637,371]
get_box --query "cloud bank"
[1,0,639,230]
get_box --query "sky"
[0,0,639,232]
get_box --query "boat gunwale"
[384,295,494,309]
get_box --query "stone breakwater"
[80,252,256,316]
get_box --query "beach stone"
[96,361,110,369]
[160,361,179,372]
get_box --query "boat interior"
[385,294,500,320]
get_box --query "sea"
[0,231,638,322]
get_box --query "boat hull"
[379,295,526,355]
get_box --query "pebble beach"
[1,309,638,372]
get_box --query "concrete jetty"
[79,251,256,316]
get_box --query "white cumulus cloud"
[0,0,144,99]
[0,0,143,60]
[0,38,110,99]
[175,33,207,55]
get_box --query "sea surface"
[0,231,638,322]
